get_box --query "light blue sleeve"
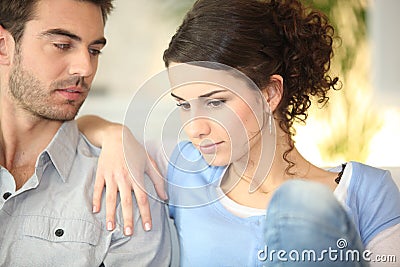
[348,162,400,245]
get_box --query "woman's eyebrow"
[170,92,185,101]
[199,90,228,98]
[170,90,228,101]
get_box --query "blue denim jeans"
[261,179,369,266]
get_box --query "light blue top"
[167,141,400,267]
[332,160,400,245]
[0,121,171,267]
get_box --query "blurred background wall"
[79,0,400,168]
[80,1,182,121]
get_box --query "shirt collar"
[43,120,80,182]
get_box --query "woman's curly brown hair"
[163,0,340,173]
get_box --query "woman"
[79,0,400,266]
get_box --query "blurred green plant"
[302,0,383,163]
[156,0,196,22]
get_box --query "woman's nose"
[184,117,211,139]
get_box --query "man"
[0,0,171,266]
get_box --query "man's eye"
[176,102,191,111]
[206,99,225,108]
[89,48,102,56]
[54,43,71,50]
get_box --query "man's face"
[8,0,106,121]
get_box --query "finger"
[93,172,106,213]
[117,177,134,236]
[146,157,168,200]
[131,176,152,232]
[105,180,118,231]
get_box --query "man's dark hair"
[0,0,114,44]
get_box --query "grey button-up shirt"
[0,121,171,266]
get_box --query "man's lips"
[55,87,85,101]
[58,86,84,93]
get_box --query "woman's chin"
[201,153,231,166]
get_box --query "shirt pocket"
[22,215,101,245]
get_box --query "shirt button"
[55,229,64,237]
[3,192,12,200]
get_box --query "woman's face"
[169,64,268,166]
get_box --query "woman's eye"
[207,99,225,108]
[176,102,191,111]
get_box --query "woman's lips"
[199,141,224,154]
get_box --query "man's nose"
[68,49,96,78]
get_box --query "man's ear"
[261,74,283,112]
[0,25,15,66]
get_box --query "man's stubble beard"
[8,52,88,122]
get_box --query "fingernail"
[107,221,113,231]
[92,205,97,213]
[144,223,151,232]
[125,227,132,236]
[163,191,168,200]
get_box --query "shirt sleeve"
[103,176,172,266]
[146,140,170,178]
[366,223,400,267]
[350,163,400,245]
[145,140,174,218]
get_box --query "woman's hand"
[77,115,167,235]
[94,124,167,235]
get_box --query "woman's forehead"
[168,62,259,97]
[171,82,231,99]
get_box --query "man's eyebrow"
[41,28,107,46]
[91,37,107,46]
[41,29,81,41]
[171,89,228,101]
